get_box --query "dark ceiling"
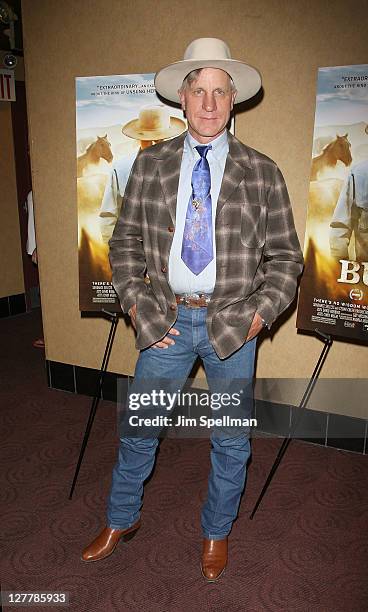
[0,0,23,54]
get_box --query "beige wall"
[0,51,25,299]
[22,0,367,416]
[0,98,24,298]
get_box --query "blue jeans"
[107,305,256,540]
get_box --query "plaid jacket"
[109,131,303,359]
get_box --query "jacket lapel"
[154,133,186,224]
[216,131,252,219]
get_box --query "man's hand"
[31,248,38,265]
[128,304,180,348]
[151,327,180,349]
[246,312,265,341]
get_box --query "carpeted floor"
[1,310,367,611]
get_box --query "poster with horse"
[297,64,368,342]
[76,74,187,311]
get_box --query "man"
[82,38,303,581]
[330,158,368,260]
[99,105,186,243]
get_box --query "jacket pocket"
[240,204,266,248]
[218,296,258,327]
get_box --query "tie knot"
[195,145,211,159]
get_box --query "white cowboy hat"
[154,38,261,104]
[122,104,186,140]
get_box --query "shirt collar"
[184,129,229,162]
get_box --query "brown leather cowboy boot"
[201,537,228,581]
[81,519,141,562]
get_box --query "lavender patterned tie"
[181,145,213,275]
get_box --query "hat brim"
[122,116,186,140]
[155,59,261,104]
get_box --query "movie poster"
[76,74,187,311]
[297,64,368,342]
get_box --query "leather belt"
[175,293,211,308]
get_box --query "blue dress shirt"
[168,130,229,295]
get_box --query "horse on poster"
[77,135,113,177]
[310,134,352,181]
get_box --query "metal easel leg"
[249,330,333,519]
[69,310,119,499]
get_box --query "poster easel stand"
[69,309,119,500]
[250,329,333,519]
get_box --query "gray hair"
[179,68,236,93]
